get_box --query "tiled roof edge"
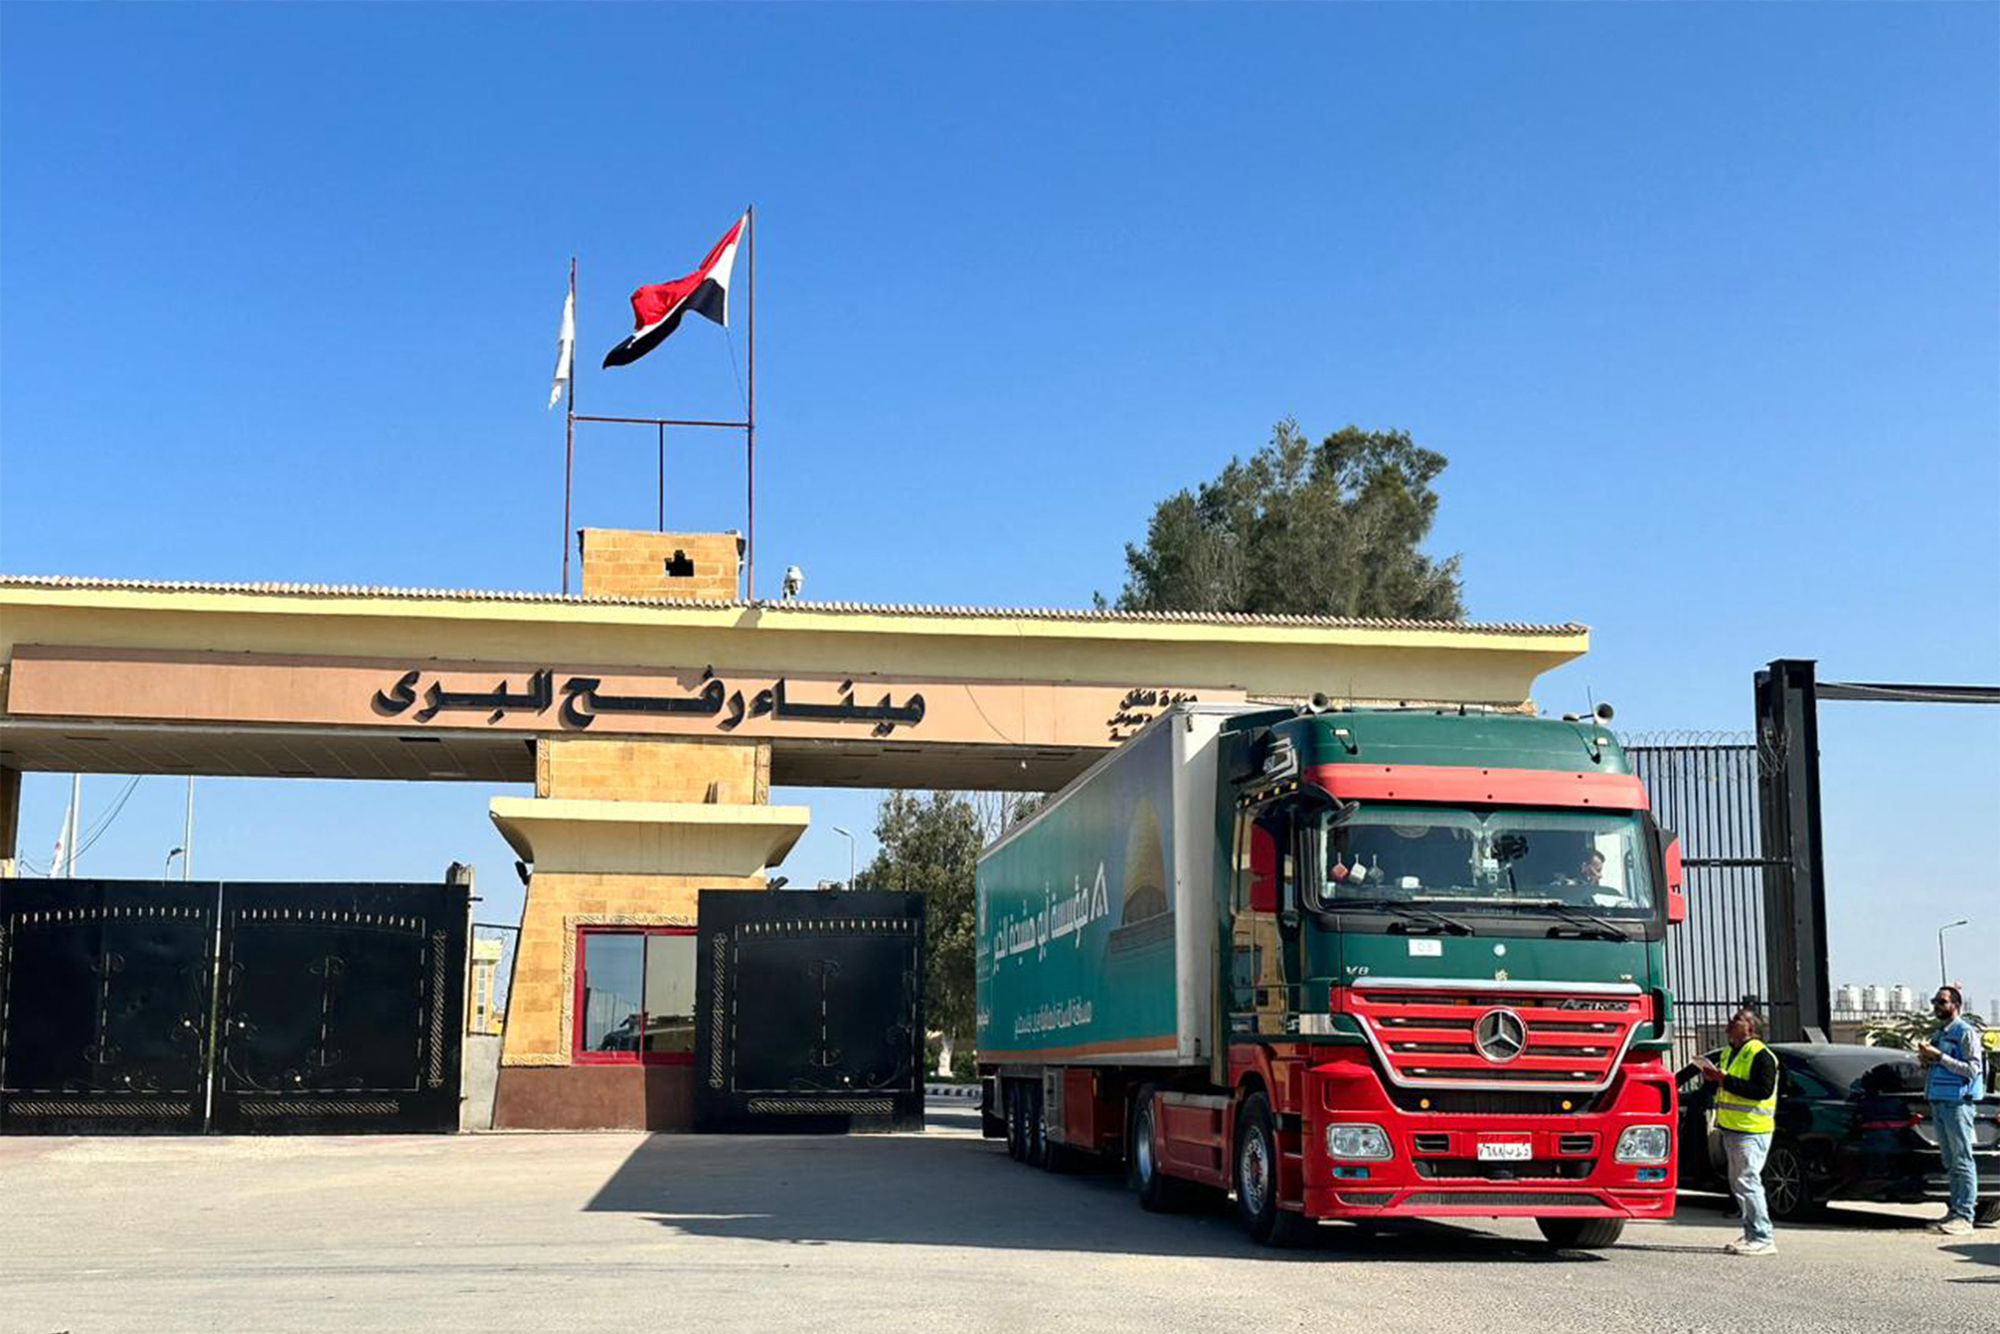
[0,574,1586,636]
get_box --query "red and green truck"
[976,701,1686,1248]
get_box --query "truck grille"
[1414,1158,1596,1180]
[1345,983,1648,1092]
[1403,1191,1604,1209]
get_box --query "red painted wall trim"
[1307,764,1650,810]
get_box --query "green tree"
[855,790,1039,1079]
[1857,1012,1936,1051]
[1113,419,1465,619]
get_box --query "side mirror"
[1663,833,1686,925]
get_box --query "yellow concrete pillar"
[486,736,807,1129]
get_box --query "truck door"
[1229,804,1304,1038]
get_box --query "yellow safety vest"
[1716,1039,1778,1135]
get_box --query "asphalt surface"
[1,1098,1991,1334]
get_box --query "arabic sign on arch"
[5,647,1244,749]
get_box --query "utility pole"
[64,773,80,876]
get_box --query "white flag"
[51,807,70,876]
[549,285,575,410]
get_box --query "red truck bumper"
[1299,1052,1679,1222]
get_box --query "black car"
[1677,1043,2000,1223]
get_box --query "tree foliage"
[854,791,1040,1063]
[1857,1013,1937,1052]
[1114,419,1465,620]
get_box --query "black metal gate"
[0,879,467,1134]
[1627,744,1787,1064]
[694,889,925,1132]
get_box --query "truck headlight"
[1325,1123,1393,1160]
[1615,1125,1671,1164]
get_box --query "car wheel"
[1761,1140,1820,1222]
[1234,1093,1314,1247]
[1128,1085,1195,1212]
[1537,1217,1626,1249]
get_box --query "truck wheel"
[1233,1093,1314,1247]
[1128,1086,1193,1212]
[1005,1082,1027,1162]
[1026,1082,1050,1169]
[1536,1217,1625,1249]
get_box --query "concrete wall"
[579,529,742,602]
[460,1035,502,1131]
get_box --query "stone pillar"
[487,735,806,1130]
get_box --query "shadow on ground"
[1673,1188,1955,1234]
[584,1126,1633,1263]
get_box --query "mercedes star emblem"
[1475,1007,1528,1063]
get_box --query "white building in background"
[1891,984,1916,1013]
[1863,984,1891,1013]
[1836,984,1863,1012]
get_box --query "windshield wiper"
[1329,897,1474,936]
[1514,899,1630,941]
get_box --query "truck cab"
[1216,706,1683,1245]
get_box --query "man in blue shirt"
[1917,984,1984,1236]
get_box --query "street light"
[831,826,856,890]
[163,847,184,880]
[1938,919,1970,987]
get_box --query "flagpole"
[562,256,577,595]
[745,205,756,603]
[65,773,80,877]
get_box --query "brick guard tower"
[489,528,807,1130]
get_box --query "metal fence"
[1625,738,1794,1065]
[467,923,520,1037]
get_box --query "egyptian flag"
[602,213,746,368]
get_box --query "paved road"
[2,1098,1991,1334]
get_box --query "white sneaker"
[1725,1238,1777,1256]
[1926,1218,1974,1237]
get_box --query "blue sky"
[3,5,1995,1012]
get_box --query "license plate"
[1477,1141,1533,1161]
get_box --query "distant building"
[470,937,506,1035]
[1836,984,1862,1012]
[1891,984,1916,1013]
[1863,984,1890,1013]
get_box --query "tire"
[1233,1093,1315,1247]
[1761,1140,1821,1223]
[1128,1085,1195,1212]
[1026,1082,1050,1169]
[1537,1217,1626,1249]
[1004,1082,1027,1162]
[1975,1198,1999,1226]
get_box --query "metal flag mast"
[562,207,757,600]
[562,255,577,596]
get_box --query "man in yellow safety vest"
[1698,1007,1781,1256]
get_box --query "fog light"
[1616,1125,1671,1164]
[1636,1168,1668,1183]
[1326,1123,1393,1160]
[1332,1166,1372,1179]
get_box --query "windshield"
[1310,803,1655,917]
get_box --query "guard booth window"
[574,928,697,1063]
